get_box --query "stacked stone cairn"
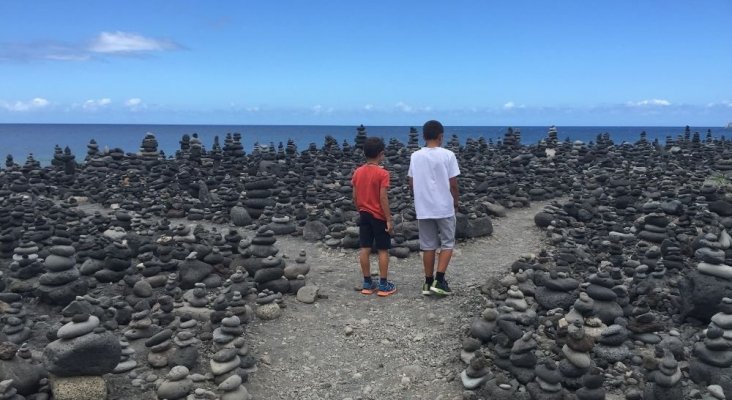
[35,239,87,306]
[42,314,121,399]
[690,297,732,394]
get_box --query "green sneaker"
[422,283,433,296]
[430,279,452,296]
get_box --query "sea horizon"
[0,123,727,165]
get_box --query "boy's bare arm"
[449,176,459,208]
[379,186,393,233]
[352,186,358,208]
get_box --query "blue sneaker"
[361,280,378,295]
[377,281,397,297]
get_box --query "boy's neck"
[365,158,380,165]
[425,140,441,148]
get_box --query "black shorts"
[358,211,391,250]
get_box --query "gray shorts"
[418,216,456,250]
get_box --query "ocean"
[0,124,726,165]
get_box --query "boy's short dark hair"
[423,120,444,140]
[363,137,385,159]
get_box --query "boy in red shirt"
[351,137,396,296]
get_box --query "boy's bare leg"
[378,249,389,279]
[423,250,436,277]
[436,249,453,273]
[360,247,372,277]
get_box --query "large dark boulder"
[679,270,732,322]
[178,258,214,290]
[42,331,121,376]
[302,221,328,242]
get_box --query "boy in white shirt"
[407,120,460,295]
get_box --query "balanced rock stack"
[112,339,137,373]
[527,360,567,400]
[43,314,121,400]
[1,302,31,344]
[560,319,594,389]
[644,350,683,400]
[9,240,43,279]
[210,343,249,385]
[242,175,275,219]
[211,313,242,344]
[507,332,538,384]
[460,353,491,390]
[145,328,174,368]
[593,318,632,366]
[584,270,624,325]
[534,270,579,311]
[695,230,732,280]
[253,261,289,295]
[179,282,212,321]
[156,365,192,400]
[283,249,310,293]
[95,239,133,283]
[266,212,296,236]
[575,368,606,400]
[218,374,252,400]
[36,240,88,306]
[690,297,732,392]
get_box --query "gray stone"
[255,303,282,320]
[297,285,319,304]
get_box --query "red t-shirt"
[351,164,390,221]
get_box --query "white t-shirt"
[408,146,460,219]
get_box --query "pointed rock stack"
[508,332,538,384]
[690,297,732,391]
[560,319,593,389]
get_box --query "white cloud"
[312,104,333,115]
[395,101,413,113]
[89,31,180,54]
[82,98,112,111]
[124,98,146,111]
[364,104,374,111]
[503,101,526,110]
[246,106,260,112]
[1,97,50,112]
[125,98,142,107]
[627,99,671,107]
[706,101,732,108]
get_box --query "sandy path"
[245,201,553,400]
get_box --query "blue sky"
[0,1,730,126]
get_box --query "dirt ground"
[244,202,552,400]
